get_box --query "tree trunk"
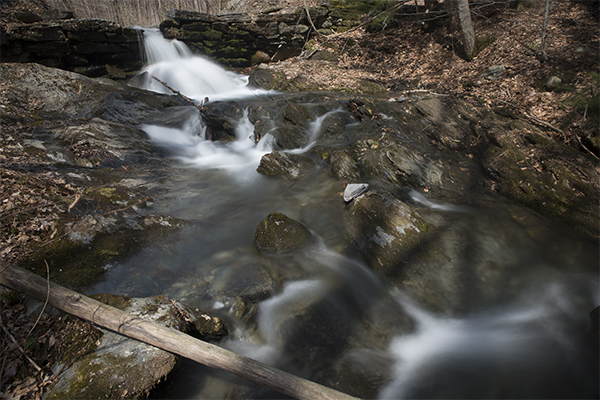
[0,263,360,400]
[540,0,552,61]
[448,0,475,60]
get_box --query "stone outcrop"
[2,16,142,78]
[45,295,226,400]
[159,7,329,67]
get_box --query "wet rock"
[590,306,599,331]
[14,11,42,23]
[0,63,179,121]
[480,121,599,240]
[42,9,74,21]
[414,97,443,123]
[248,68,291,90]
[212,263,276,303]
[327,349,395,399]
[251,50,271,65]
[267,103,314,149]
[345,190,428,279]
[52,118,157,167]
[256,151,314,180]
[254,212,317,256]
[330,150,360,181]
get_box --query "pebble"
[343,183,369,203]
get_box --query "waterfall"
[100,28,600,400]
[136,29,276,181]
[138,28,261,102]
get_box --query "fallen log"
[0,263,361,400]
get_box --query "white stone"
[343,183,369,202]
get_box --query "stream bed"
[91,30,599,399]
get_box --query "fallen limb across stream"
[0,263,361,400]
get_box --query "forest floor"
[1,1,599,399]
[268,0,599,155]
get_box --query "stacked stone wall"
[160,8,330,67]
[2,16,142,79]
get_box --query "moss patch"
[89,293,132,311]
[254,212,314,256]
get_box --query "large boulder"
[345,190,428,279]
[256,151,315,180]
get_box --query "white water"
[139,28,263,102]
[137,29,340,180]
[381,283,599,399]
[409,189,470,212]
[287,108,343,154]
[118,29,599,400]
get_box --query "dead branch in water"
[0,263,361,400]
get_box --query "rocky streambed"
[1,15,599,398]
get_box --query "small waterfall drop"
[138,28,261,102]
[136,29,275,180]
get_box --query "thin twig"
[404,89,449,97]
[100,195,159,217]
[524,112,562,133]
[0,314,42,373]
[576,135,599,160]
[26,260,50,340]
[67,191,82,213]
[151,75,205,114]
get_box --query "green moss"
[254,212,314,255]
[485,132,598,239]
[202,29,223,41]
[89,293,132,311]
[19,217,181,291]
[85,186,130,205]
[48,353,137,400]
[52,316,103,368]
[0,289,20,304]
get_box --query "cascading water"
[139,28,260,101]
[94,29,599,399]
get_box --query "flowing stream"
[92,30,599,399]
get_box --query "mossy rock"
[480,128,599,240]
[19,215,183,292]
[89,293,132,311]
[356,79,387,94]
[254,212,316,256]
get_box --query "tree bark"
[540,0,552,61]
[0,263,360,400]
[448,0,475,59]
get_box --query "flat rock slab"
[46,296,225,399]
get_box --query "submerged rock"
[254,212,317,256]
